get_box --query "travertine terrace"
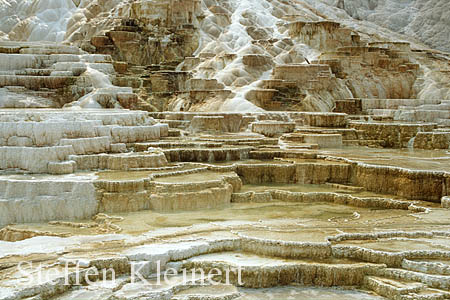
[0,0,449,299]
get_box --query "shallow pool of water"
[155,171,235,183]
[95,164,194,181]
[321,147,450,172]
[237,285,385,299]
[12,201,415,237]
[339,237,450,252]
[240,183,404,199]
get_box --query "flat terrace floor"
[319,147,450,172]
[9,197,444,237]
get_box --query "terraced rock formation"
[0,0,449,299]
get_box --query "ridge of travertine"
[0,0,449,111]
[0,1,449,300]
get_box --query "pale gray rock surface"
[317,0,450,52]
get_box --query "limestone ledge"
[135,141,224,151]
[248,150,318,160]
[0,120,103,146]
[94,170,241,213]
[363,276,424,300]
[231,190,427,213]
[60,136,111,155]
[281,132,343,148]
[124,239,241,268]
[151,166,210,179]
[373,267,450,291]
[289,112,348,128]
[148,185,233,212]
[150,174,241,194]
[237,233,332,259]
[189,115,230,133]
[0,109,154,125]
[1,152,445,225]
[0,109,169,173]
[328,231,450,243]
[1,227,449,300]
[93,166,209,193]
[151,112,348,132]
[402,259,450,276]
[151,112,252,133]
[0,226,70,242]
[413,132,450,150]
[251,121,296,137]
[349,122,437,148]
[288,21,356,51]
[163,147,253,163]
[319,155,450,202]
[0,146,74,173]
[0,178,97,226]
[0,122,168,149]
[0,267,97,300]
[236,162,351,185]
[333,245,450,269]
[184,258,380,288]
[69,151,168,171]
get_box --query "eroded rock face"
[251,121,296,137]
[0,42,145,110]
[317,0,450,53]
[0,108,449,299]
[413,132,450,150]
[0,109,168,173]
[0,177,98,226]
[1,0,450,113]
[349,122,436,148]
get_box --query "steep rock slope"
[316,0,450,53]
[0,0,449,112]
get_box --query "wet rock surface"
[0,0,449,299]
[0,109,449,300]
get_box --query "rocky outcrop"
[349,122,436,148]
[317,0,450,53]
[0,178,97,226]
[0,1,450,299]
[413,132,450,150]
[0,109,168,173]
[251,121,296,137]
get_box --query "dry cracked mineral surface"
[0,0,450,299]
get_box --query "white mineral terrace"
[0,0,450,299]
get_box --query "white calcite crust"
[0,175,97,226]
[0,1,449,299]
[0,146,74,173]
[0,109,168,173]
